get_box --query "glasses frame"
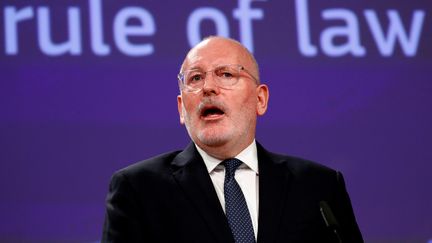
[178,64,259,93]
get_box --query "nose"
[202,71,220,95]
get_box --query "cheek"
[238,88,258,110]
[228,95,257,122]
[182,96,198,114]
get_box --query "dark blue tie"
[223,158,256,243]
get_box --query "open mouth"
[200,105,225,120]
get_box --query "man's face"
[177,38,269,158]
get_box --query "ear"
[256,84,269,116]
[177,94,185,124]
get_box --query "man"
[102,36,363,243]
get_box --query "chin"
[197,129,233,147]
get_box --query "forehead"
[182,39,251,71]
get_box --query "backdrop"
[1,0,431,242]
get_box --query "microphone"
[319,201,343,243]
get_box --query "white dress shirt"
[195,140,259,240]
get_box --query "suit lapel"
[257,143,292,243]
[171,143,234,243]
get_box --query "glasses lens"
[179,64,242,92]
[185,70,205,89]
[214,65,240,87]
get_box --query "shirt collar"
[195,140,259,174]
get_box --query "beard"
[196,124,235,147]
[182,98,234,147]
[181,96,256,150]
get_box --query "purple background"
[1,0,431,242]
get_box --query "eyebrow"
[182,65,204,72]
[184,64,236,71]
[187,66,203,71]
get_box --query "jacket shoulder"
[114,150,182,181]
[264,149,338,181]
[267,147,335,170]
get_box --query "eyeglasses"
[178,64,258,93]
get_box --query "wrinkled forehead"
[181,39,255,73]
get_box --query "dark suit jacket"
[102,142,363,243]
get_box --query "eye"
[216,68,236,79]
[222,72,234,78]
[186,72,204,85]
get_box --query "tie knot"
[223,158,243,176]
